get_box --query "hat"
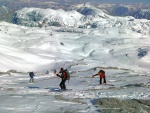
[59,68,64,73]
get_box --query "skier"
[54,68,68,90]
[92,70,106,85]
[29,72,35,82]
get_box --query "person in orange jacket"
[92,70,106,85]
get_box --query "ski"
[59,89,72,92]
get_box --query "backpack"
[99,70,105,74]
[101,70,105,74]
[64,69,70,83]
[29,72,34,77]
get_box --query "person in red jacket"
[92,70,106,85]
[54,68,67,90]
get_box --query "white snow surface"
[0,7,150,113]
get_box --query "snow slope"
[2,6,150,73]
[0,67,149,113]
[1,19,150,72]
[0,6,150,113]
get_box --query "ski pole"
[90,77,93,86]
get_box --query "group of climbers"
[29,68,106,91]
[54,68,106,90]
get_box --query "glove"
[54,70,57,75]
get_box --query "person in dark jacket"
[92,70,106,85]
[54,68,67,90]
[29,72,35,82]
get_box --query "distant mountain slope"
[133,9,150,20]
[12,6,111,28]
[11,7,150,34]
[108,6,150,20]
[12,8,83,27]
[0,0,150,22]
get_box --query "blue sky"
[90,0,150,4]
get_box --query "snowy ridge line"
[0,70,49,76]
[70,66,134,74]
[0,70,27,74]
